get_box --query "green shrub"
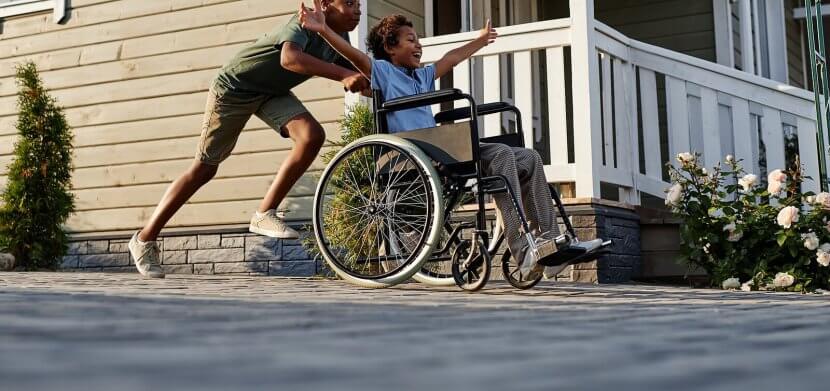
[0,62,75,270]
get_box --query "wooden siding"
[595,0,716,62]
[368,0,424,37]
[0,0,347,233]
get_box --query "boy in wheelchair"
[300,2,604,277]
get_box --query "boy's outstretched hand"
[477,19,498,46]
[299,0,326,33]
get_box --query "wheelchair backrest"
[372,89,477,176]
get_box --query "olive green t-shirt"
[214,14,350,95]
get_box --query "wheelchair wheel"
[501,250,543,290]
[313,135,444,288]
[452,239,491,292]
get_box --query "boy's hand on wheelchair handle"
[341,72,369,93]
[478,19,498,46]
[299,0,327,33]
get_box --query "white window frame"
[0,0,67,23]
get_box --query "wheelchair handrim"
[313,136,444,283]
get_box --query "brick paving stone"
[220,236,244,248]
[245,236,281,261]
[214,261,268,274]
[188,248,244,264]
[87,240,110,254]
[164,236,197,250]
[0,272,828,391]
[161,264,193,275]
[79,253,130,268]
[162,250,187,265]
[193,264,214,275]
[198,235,222,249]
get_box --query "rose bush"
[666,153,830,292]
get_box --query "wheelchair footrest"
[538,240,613,267]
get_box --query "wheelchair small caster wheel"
[501,250,542,290]
[452,239,491,292]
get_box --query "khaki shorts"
[196,87,308,165]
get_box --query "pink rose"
[776,206,799,228]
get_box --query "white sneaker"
[128,231,165,278]
[249,210,300,239]
[519,237,557,276]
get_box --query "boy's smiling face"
[323,0,362,33]
[386,26,422,69]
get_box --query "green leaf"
[777,233,788,247]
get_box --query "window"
[0,0,66,23]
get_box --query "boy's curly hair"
[366,14,414,61]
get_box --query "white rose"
[817,244,830,267]
[701,167,708,175]
[773,272,795,288]
[726,155,735,163]
[776,206,799,228]
[738,174,758,192]
[723,223,742,242]
[703,243,711,254]
[676,152,695,165]
[740,281,752,291]
[665,183,683,206]
[767,169,787,194]
[816,192,830,209]
[802,232,819,250]
[722,277,741,290]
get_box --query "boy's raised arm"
[433,19,498,80]
[299,0,373,80]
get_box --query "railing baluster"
[665,76,690,162]
[797,116,821,193]
[482,55,501,137]
[761,107,786,173]
[638,68,662,178]
[612,59,629,170]
[730,98,754,173]
[700,87,722,169]
[514,51,534,149]
[546,47,568,166]
[600,53,615,167]
[453,60,471,101]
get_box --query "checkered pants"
[479,143,560,260]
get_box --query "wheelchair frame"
[312,88,606,290]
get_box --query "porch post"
[345,0,370,111]
[569,0,603,199]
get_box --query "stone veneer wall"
[60,231,318,277]
[59,199,641,283]
[556,199,642,283]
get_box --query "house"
[0,0,824,281]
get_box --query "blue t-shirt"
[371,59,437,133]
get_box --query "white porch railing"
[420,15,823,205]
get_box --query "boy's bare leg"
[258,113,325,212]
[137,161,218,242]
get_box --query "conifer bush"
[0,62,75,270]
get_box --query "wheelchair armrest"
[434,102,516,123]
[380,88,465,112]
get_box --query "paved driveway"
[0,272,828,391]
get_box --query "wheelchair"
[312,88,611,290]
